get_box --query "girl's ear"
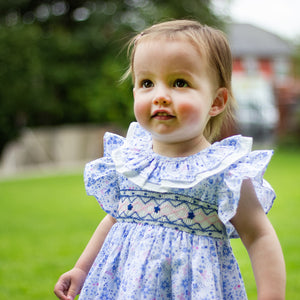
[209,88,228,117]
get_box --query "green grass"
[0,174,104,300]
[0,148,299,299]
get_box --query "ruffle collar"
[110,122,253,191]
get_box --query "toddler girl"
[54,19,285,299]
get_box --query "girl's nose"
[153,96,171,105]
[153,89,171,105]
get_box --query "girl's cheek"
[134,99,148,121]
[178,103,200,120]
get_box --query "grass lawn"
[0,148,299,299]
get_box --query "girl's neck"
[152,136,211,158]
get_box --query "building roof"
[227,23,292,57]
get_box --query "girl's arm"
[230,179,286,300]
[73,214,116,273]
[54,214,116,300]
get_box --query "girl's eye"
[141,80,154,88]
[174,79,188,88]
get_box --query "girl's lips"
[153,115,174,120]
[152,111,175,120]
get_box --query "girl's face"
[133,37,226,156]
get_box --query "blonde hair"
[122,19,236,142]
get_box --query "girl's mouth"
[152,112,175,120]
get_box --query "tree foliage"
[0,0,225,155]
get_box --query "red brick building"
[228,23,292,81]
[227,23,298,140]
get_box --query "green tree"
[0,0,225,155]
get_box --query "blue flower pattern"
[80,122,276,299]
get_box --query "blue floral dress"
[79,122,275,300]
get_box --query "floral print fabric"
[80,122,276,299]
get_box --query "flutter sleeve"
[84,132,125,217]
[218,150,276,238]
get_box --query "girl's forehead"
[132,35,218,87]
[134,36,204,59]
[133,38,209,76]
[133,38,213,79]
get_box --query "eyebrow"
[134,69,196,80]
[134,69,152,76]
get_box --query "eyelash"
[173,79,189,88]
[140,79,189,88]
[141,80,153,88]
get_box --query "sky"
[212,0,300,40]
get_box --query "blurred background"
[1,1,300,299]
[0,0,299,174]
